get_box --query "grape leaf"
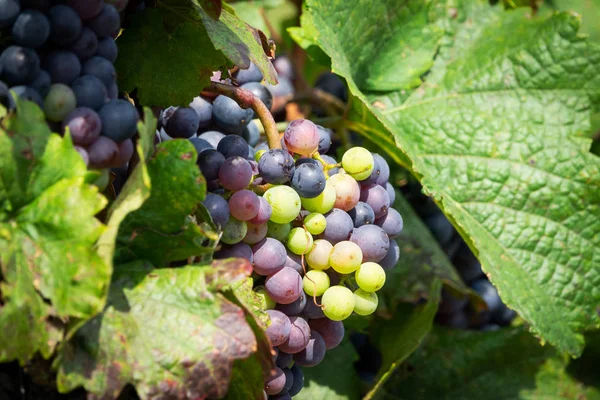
[56,259,264,399]
[231,277,270,325]
[295,339,362,400]
[0,101,109,363]
[371,326,600,400]
[115,139,217,266]
[115,8,228,107]
[294,0,600,356]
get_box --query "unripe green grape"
[342,147,374,181]
[267,221,291,242]
[44,83,76,122]
[355,262,386,292]
[264,185,301,224]
[287,227,313,255]
[255,285,276,309]
[353,289,378,315]
[255,149,267,162]
[221,218,247,244]
[304,213,326,235]
[303,270,330,296]
[321,286,355,321]
[301,180,336,214]
[329,241,363,274]
[306,239,333,270]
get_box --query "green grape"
[304,213,327,235]
[353,289,378,316]
[267,221,291,242]
[264,185,301,224]
[329,241,363,274]
[221,218,247,244]
[341,147,374,181]
[301,180,336,214]
[255,285,276,309]
[306,239,333,270]
[44,83,76,122]
[321,286,355,321]
[287,227,314,255]
[355,262,386,292]
[255,149,267,162]
[303,270,330,296]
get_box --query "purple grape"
[385,182,396,205]
[278,316,310,354]
[86,4,120,38]
[276,292,307,316]
[199,130,225,148]
[228,190,260,221]
[69,27,98,61]
[253,238,287,276]
[189,96,212,129]
[348,201,375,228]
[95,37,118,63]
[283,251,303,275]
[288,365,304,396]
[265,267,303,304]
[66,0,103,20]
[62,107,102,146]
[218,156,253,191]
[350,225,390,262]
[379,240,400,270]
[74,145,89,166]
[264,367,286,395]
[265,310,291,347]
[202,193,230,227]
[197,149,224,181]
[214,242,253,263]
[48,5,82,46]
[374,155,390,185]
[217,134,249,158]
[273,56,294,80]
[284,119,319,156]
[360,184,390,218]
[249,197,272,225]
[276,352,293,369]
[375,208,403,238]
[1,46,40,85]
[243,222,268,245]
[321,209,353,244]
[111,139,134,167]
[291,163,326,198]
[11,10,50,48]
[316,125,332,153]
[309,318,344,350]
[86,135,118,169]
[258,149,295,184]
[294,330,326,367]
[303,297,326,319]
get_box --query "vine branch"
[292,88,346,116]
[205,82,281,149]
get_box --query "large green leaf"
[56,259,265,399]
[115,139,217,266]
[0,101,109,363]
[372,326,600,400]
[295,0,600,356]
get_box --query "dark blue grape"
[189,96,212,129]
[86,4,120,38]
[291,163,326,198]
[471,280,503,316]
[295,157,320,168]
[48,5,82,46]
[217,134,249,158]
[375,208,403,238]
[95,37,118,63]
[276,352,293,369]
[451,242,484,283]
[385,182,395,205]
[0,0,20,29]
[69,27,98,61]
[0,81,8,107]
[198,130,225,148]
[98,99,138,142]
[350,224,389,262]
[212,94,254,134]
[20,0,50,12]
[315,72,347,101]
[11,10,50,48]
[234,62,262,84]
[1,46,40,86]
[82,56,116,87]
[241,82,273,110]
[202,193,230,227]
[276,292,307,316]
[7,86,43,109]
[374,154,390,185]
[242,120,260,146]
[30,70,51,97]
[438,288,468,315]
[189,137,213,155]
[321,209,353,244]
[265,76,294,98]
[215,242,254,263]
[316,125,332,153]
[107,81,118,100]
[348,201,375,228]
[423,212,455,247]
[197,149,225,181]
[258,149,295,184]
[66,0,103,20]
[43,50,81,85]
[288,365,304,397]
[72,75,107,110]
[493,306,517,327]
[164,107,199,139]
[274,56,294,80]
[379,240,400,270]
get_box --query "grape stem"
[300,226,325,309]
[206,82,281,150]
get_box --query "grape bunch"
[155,65,402,398]
[0,0,138,170]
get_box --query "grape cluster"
[0,0,138,169]
[155,64,402,399]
